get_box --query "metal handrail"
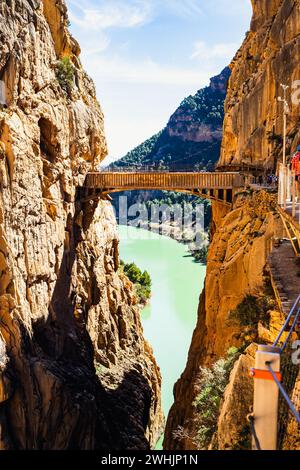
[273,294,300,349]
[281,304,300,352]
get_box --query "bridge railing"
[85,171,245,190]
[101,164,213,173]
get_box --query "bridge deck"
[85,171,244,192]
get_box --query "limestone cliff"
[219,0,300,170]
[0,0,163,449]
[165,0,300,450]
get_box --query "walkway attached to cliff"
[84,168,245,204]
[268,240,300,315]
[278,202,300,257]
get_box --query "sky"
[66,0,253,163]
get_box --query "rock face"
[167,68,230,145]
[165,0,300,450]
[219,0,300,170]
[0,0,163,450]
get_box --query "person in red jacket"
[291,146,300,202]
[292,146,300,178]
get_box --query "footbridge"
[84,169,245,205]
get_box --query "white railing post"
[250,345,281,450]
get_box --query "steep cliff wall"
[164,191,285,450]
[0,0,162,449]
[219,0,300,170]
[165,0,300,450]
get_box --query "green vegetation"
[114,128,220,171]
[228,294,274,327]
[179,86,225,127]
[115,132,162,167]
[192,347,241,449]
[56,57,74,93]
[190,245,209,264]
[174,347,242,449]
[114,190,211,233]
[120,260,152,305]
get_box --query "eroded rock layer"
[0,0,163,450]
[219,0,300,170]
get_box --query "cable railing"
[273,294,300,351]
[249,294,300,450]
[267,362,300,426]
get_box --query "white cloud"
[82,53,211,87]
[79,34,111,56]
[68,0,153,31]
[190,41,238,61]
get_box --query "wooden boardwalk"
[84,171,244,204]
[278,203,300,257]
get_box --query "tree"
[124,263,142,284]
[140,270,151,288]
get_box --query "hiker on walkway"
[291,146,300,178]
[291,146,300,201]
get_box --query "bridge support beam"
[250,345,281,450]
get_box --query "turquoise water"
[118,225,206,421]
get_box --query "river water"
[118,225,206,430]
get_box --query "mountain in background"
[113,67,231,170]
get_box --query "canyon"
[0,0,299,452]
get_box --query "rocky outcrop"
[167,67,230,144]
[0,0,163,450]
[219,0,300,170]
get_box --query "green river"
[118,225,206,439]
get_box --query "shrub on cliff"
[228,294,273,327]
[173,347,241,450]
[120,261,152,305]
[56,57,75,93]
[192,347,240,449]
[190,245,208,264]
[135,284,151,304]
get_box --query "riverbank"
[124,221,209,264]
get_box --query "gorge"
[0,0,300,453]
